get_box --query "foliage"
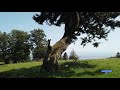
[116,52,120,58]
[30,29,47,47]
[32,46,47,60]
[8,29,47,62]
[29,29,47,60]
[0,32,11,64]
[33,12,120,47]
[8,30,30,63]
[0,28,47,63]
[69,49,79,60]
[62,52,68,60]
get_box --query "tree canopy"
[33,12,120,47]
[0,32,10,63]
[8,29,30,63]
[0,29,47,64]
[33,12,120,72]
[29,29,47,60]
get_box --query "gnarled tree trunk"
[42,12,80,72]
[42,33,72,72]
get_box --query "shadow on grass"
[75,70,103,77]
[0,63,5,65]
[0,66,50,78]
[0,61,99,78]
[60,61,96,69]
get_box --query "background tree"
[29,29,47,60]
[33,12,120,72]
[0,31,4,62]
[63,52,68,60]
[9,30,30,63]
[0,31,11,64]
[116,52,120,58]
[69,49,79,60]
[32,46,47,60]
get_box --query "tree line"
[0,29,47,64]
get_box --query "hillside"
[0,58,120,78]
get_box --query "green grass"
[0,58,120,78]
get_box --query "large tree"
[0,32,11,64]
[29,29,47,60]
[33,12,120,72]
[9,30,30,63]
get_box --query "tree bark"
[42,12,80,72]
[42,33,72,72]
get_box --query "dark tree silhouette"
[69,49,79,61]
[0,32,11,64]
[116,52,120,58]
[33,12,120,72]
[63,52,68,60]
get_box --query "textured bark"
[42,12,80,72]
[42,34,72,72]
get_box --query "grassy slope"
[0,58,120,78]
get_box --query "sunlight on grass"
[0,58,120,78]
[0,62,42,72]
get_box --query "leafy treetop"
[33,12,120,47]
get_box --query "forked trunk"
[42,12,80,72]
[42,34,72,72]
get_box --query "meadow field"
[0,58,120,78]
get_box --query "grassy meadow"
[0,58,120,78]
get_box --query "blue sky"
[0,12,120,55]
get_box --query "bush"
[116,52,120,58]
[69,49,79,60]
[63,52,68,60]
